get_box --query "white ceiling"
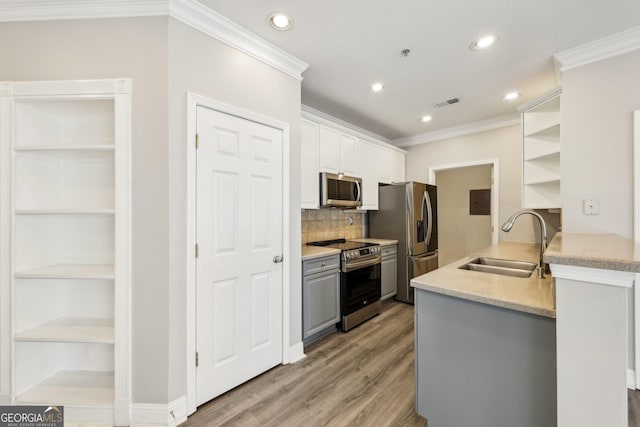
[199,0,640,142]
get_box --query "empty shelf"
[15,209,115,215]
[15,318,114,344]
[14,264,114,280]
[15,370,114,405]
[14,145,115,152]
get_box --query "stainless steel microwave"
[320,172,362,208]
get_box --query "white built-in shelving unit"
[0,79,131,424]
[521,88,562,209]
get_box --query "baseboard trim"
[132,395,188,426]
[628,369,636,390]
[288,341,306,363]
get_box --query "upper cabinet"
[301,119,320,209]
[521,88,561,209]
[301,110,405,210]
[318,125,358,176]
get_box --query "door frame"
[634,110,640,389]
[428,158,500,244]
[185,92,291,414]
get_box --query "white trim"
[301,105,399,150]
[554,25,640,73]
[131,396,187,426]
[0,0,309,81]
[517,87,562,113]
[185,92,292,415]
[629,369,637,390]
[549,264,636,289]
[634,111,640,389]
[634,111,640,243]
[394,114,519,147]
[428,159,500,245]
[288,341,306,364]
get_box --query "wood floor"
[183,300,640,427]
[183,301,425,426]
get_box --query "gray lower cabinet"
[415,289,556,427]
[380,244,397,300]
[302,254,340,345]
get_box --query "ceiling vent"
[433,97,461,109]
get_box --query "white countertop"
[301,245,341,261]
[543,232,640,272]
[411,242,555,318]
[352,238,399,246]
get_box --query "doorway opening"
[429,159,499,267]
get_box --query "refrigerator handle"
[424,191,433,247]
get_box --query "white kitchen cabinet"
[339,133,358,176]
[378,146,393,184]
[391,150,405,183]
[0,79,131,425]
[380,244,398,300]
[302,254,340,344]
[357,140,379,210]
[301,119,320,209]
[521,88,561,209]
[319,125,359,177]
[318,125,341,174]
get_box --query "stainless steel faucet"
[501,209,548,278]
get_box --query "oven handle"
[343,255,381,272]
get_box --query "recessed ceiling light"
[420,115,433,123]
[470,34,498,50]
[502,91,520,101]
[268,12,294,31]
[371,82,385,92]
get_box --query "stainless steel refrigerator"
[369,182,438,304]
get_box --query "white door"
[195,106,283,405]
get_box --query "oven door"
[341,259,381,316]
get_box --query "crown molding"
[517,87,562,113]
[393,113,520,147]
[301,104,405,152]
[0,0,309,81]
[554,25,640,73]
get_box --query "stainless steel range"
[308,239,382,331]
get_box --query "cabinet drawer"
[303,254,340,276]
[381,244,397,258]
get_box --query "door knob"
[273,255,283,263]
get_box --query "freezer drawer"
[397,252,438,304]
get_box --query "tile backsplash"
[301,209,365,244]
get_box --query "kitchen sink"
[458,257,537,278]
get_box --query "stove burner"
[308,239,377,251]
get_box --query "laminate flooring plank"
[184,301,427,427]
[631,389,640,427]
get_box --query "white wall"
[561,50,640,238]
[561,49,640,373]
[0,17,172,404]
[405,125,560,245]
[166,18,302,401]
[436,165,492,266]
[0,15,304,406]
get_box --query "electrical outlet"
[583,199,600,215]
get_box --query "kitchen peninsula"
[411,241,556,427]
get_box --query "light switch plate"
[583,199,600,215]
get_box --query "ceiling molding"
[393,114,520,148]
[517,87,562,113]
[554,25,640,73]
[0,0,309,81]
[301,105,406,152]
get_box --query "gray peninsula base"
[415,289,557,427]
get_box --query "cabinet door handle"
[273,255,283,263]
[321,262,326,266]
